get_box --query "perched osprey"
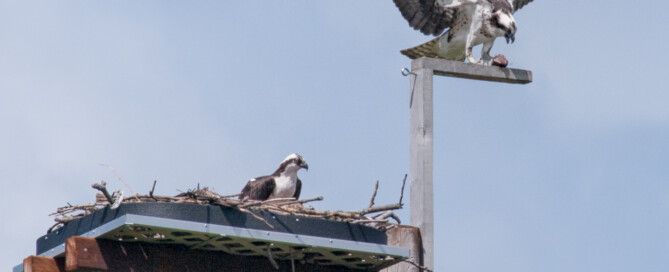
[394,0,535,65]
[239,154,309,201]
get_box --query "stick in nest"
[51,176,408,232]
[149,180,158,200]
[355,203,403,215]
[374,210,402,224]
[220,193,241,198]
[276,196,323,206]
[239,197,297,208]
[237,207,275,229]
[368,180,379,209]
[99,163,140,201]
[92,181,113,204]
[399,174,407,205]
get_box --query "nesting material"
[49,177,406,233]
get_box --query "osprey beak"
[505,24,516,44]
[301,162,309,171]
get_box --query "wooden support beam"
[23,256,64,272]
[65,236,108,271]
[411,57,533,84]
[410,66,434,270]
[55,236,359,271]
[408,57,533,271]
[380,226,423,272]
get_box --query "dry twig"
[276,196,323,206]
[240,197,297,208]
[92,181,113,204]
[374,210,402,224]
[149,180,158,200]
[355,203,403,215]
[99,163,140,201]
[50,175,408,232]
[399,174,407,205]
[368,180,379,209]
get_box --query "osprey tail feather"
[400,36,465,61]
[400,37,442,59]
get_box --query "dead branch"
[285,208,364,220]
[149,180,157,200]
[99,163,140,201]
[374,210,402,224]
[239,207,274,229]
[352,219,389,224]
[220,193,241,198]
[51,175,408,232]
[368,180,379,209]
[276,196,323,206]
[354,203,403,215]
[92,181,113,204]
[399,174,407,205]
[55,215,85,224]
[47,222,62,234]
[51,203,99,215]
[239,197,297,208]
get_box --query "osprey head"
[277,153,309,174]
[493,10,517,44]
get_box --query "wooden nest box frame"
[17,203,419,272]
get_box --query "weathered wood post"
[409,65,434,270]
[408,57,532,270]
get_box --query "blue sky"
[2,1,669,271]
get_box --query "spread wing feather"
[239,176,275,201]
[511,0,534,12]
[393,0,536,36]
[393,0,456,36]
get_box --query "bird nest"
[49,176,406,234]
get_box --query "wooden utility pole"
[408,57,532,270]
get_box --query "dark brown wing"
[292,179,302,200]
[239,176,275,201]
[512,0,535,12]
[393,0,456,36]
[490,0,513,12]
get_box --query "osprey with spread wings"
[394,0,535,65]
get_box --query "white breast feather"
[270,174,297,198]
